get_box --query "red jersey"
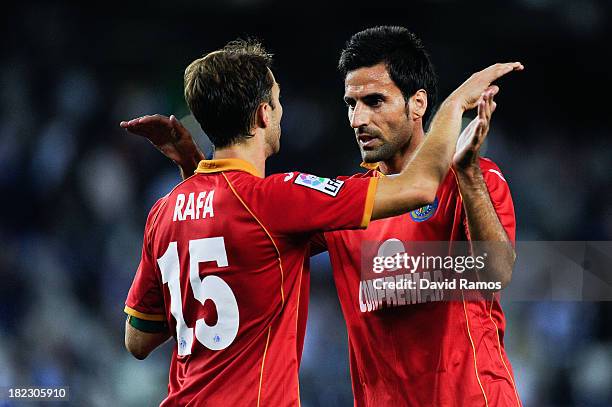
[318,158,521,407]
[125,158,377,407]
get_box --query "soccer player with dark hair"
[329,26,521,406]
[122,36,522,406]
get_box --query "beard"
[358,126,408,163]
[266,124,281,156]
[361,141,397,163]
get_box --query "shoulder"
[148,195,170,223]
[478,157,508,183]
[142,194,171,245]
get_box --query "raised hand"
[448,62,523,112]
[120,114,205,178]
[453,88,497,171]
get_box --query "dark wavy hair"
[338,26,438,124]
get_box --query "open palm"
[120,114,205,167]
[453,90,497,170]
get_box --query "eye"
[364,95,384,107]
[344,98,356,109]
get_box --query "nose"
[350,102,370,129]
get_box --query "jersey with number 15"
[125,158,377,407]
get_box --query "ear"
[255,102,271,129]
[407,89,428,121]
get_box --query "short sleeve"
[251,172,378,236]
[463,161,516,244]
[124,199,166,321]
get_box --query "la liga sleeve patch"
[293,173,344,197]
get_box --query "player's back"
[149,171,288,406]
[126,158,377,406]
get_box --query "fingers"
[120,115,147,128]
[119,114,196,153]
[139,114,172,127]
[484,62,524,74]
[477,99,487,129]
[170,115,193,140]
[456,61,518,112]
[487,91,496,116]
[485,85,499,97]
[475,89,496,148]
[170,115,189,131]
[119,115,158,140]
[483,93,492,123]
[464,116,480,135]
[472,98,487,145]
[486,62,524,82]
[120,114,173,128]
[170,115,183,129]
[475,118,485,146]
[120,115,147,129]
[478,97,487,122]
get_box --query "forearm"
[372,99,464,219]
[456,167,515,289]
[409,98,465,187]
[175,147,204,180]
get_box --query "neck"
[378,126,426,175]
[213,136,268,177]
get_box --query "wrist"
[443,95,467,113]
[178,150,204,166]
[454,163,482,181]
[177,159,199,176]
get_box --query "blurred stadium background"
[1,1,611,406]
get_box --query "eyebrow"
[344,92,385,101]
[363,92,386,99]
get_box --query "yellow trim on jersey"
[488,296,522,407]
[294,263,305,406]
[222,173,285,305]
[360,161,379,170]
[360,177,379,228]
[124,305,166,321]
[462,294,489,407]
[257,326,272,407]
[222,172,291,405]
[195,158,261,177]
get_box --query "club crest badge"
[409,197,439,222]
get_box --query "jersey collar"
[360,161,388,177]
[360,161,380,170]
[195,158,261,177]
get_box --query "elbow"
[497,273,512,291]
[422,188,438,207]
[495,251,516,291]
[125,336,151,360]
[126,343,150,360]
[413,180,439,208]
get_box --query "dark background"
[1,1,611,406]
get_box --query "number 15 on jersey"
[158,237,239,356]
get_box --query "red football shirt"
[125,158,377,407]
[317,158,521,407]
